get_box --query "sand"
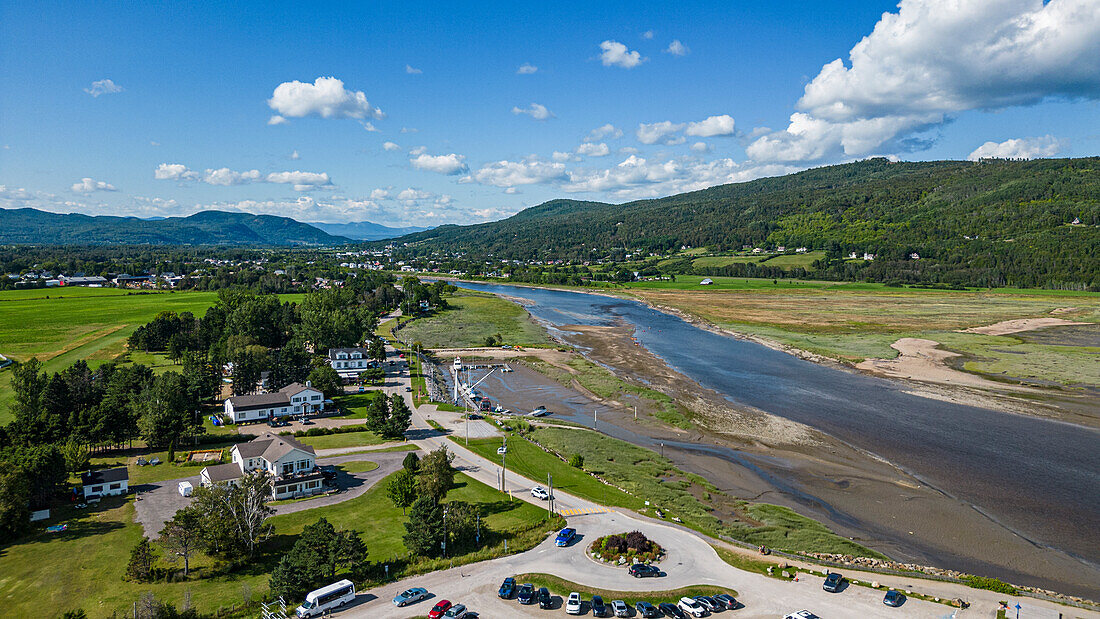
[856,337,1036,392]
[961,316,1089,336]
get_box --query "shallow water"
[451,281,1100,577]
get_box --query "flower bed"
[589,531,664,565]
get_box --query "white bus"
[296,579,356,617]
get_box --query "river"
[450,281,1100,590]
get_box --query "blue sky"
[2,0,1098,226]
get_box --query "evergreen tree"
[158,506,204,576]
[401,451,420,473]
[403,495,445,557]
[125,537,157,582]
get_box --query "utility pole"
[634,405,637,420]
[547,472,554,517]
[442,505,448,558]
[594,409,597,429]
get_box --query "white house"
[81,467,129,499]
[223,382,324,424]
[328,347,376,379]
[200,433,324,500]
[700,278,714,285]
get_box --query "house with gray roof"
[199,433,324,500]
[223,381,324,424]
[328,347,377,379]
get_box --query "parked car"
[694,596,721,612]
[590,595,608,617]
[443,603,468,618]
[677,597,708,617]
[658,602,686,618]
[427,599,451,619]
[566,592,582,615]
[611,600,630,618]
[531,485,550,500]
[537,587,552,609]
[712,594,738,610]
[628,563,661,578]
[883,590,905,607]
[636,601,662,618]
[319,465,337,482]
[783,612,822,619]
[555,527,576,546]
[823,572,844,592]
[405,386,412,392]
[497,577,515,599]
[392,587,429,607]
[517,583,536,605]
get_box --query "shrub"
[965,576,1017,595]
[568,453,584,469]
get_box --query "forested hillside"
[0,208,349,246]
[393,158,1100,289]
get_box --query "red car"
[427,600,452,619]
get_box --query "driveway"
[133,451,413,536]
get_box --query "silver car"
[392,587,428,607]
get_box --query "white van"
[296,579,355,617]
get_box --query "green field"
[0,469,552,618]
[0,288,303,423]
[398,291,553,349]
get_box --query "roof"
[278,382,316,395]
[234,432,315,462]
[202,462,244,482]
[328,347,371,360]
[227,391,290,411]
[81,467,129,485]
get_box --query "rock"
[781,571,790,578]
[871,581,879,588]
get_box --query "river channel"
[449,281,1100,596]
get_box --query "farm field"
[0,470,551,618]
[684,250,826,271]
[0,289,302,423]
[398,291,554,349]
[628,284,1100,388]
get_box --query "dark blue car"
[555,527,576,546]
[498,577,516,599]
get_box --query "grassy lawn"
[398,292,553,349]
[336,460,379,473]
[332,391,384,418]
[512,573,738,606]
[84,440,245,486]
[461,433,645,511]
[294,430,390,450]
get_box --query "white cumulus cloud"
[665,40,689,56]
[967,135,1065,161]
[265,171,333,191]
[636,121,686,145]
[748,0,1100,162]
[204,168,261,186]
[154,163,200,181]
[599,40,645,68]
[382,141,401,152]
[467,159,569,187]
[71,178,117,193]
[586,124,623,142]
[84,79,123,97]
[405,64,422,75]
[267,77,384,125]
[685,114,735,137]
[517,63,538,74]
[512,103,554,120]
[410,153,469,175]
[576,142,611,157]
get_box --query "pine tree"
[125,537,157,582]
[403,495,445,557]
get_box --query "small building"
[700,278,714,285]
[795,247,808,253]
[909,252,921,260]
[223,381,324,424]
[200,433,323,501]
[81,467,129,499]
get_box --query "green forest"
[392,157,1100,289]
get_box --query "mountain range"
[0,209,352,246]
[389,157,1099,288]
[307,221,429,241]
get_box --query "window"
[109,483,121,490]
[282,463,293,475]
